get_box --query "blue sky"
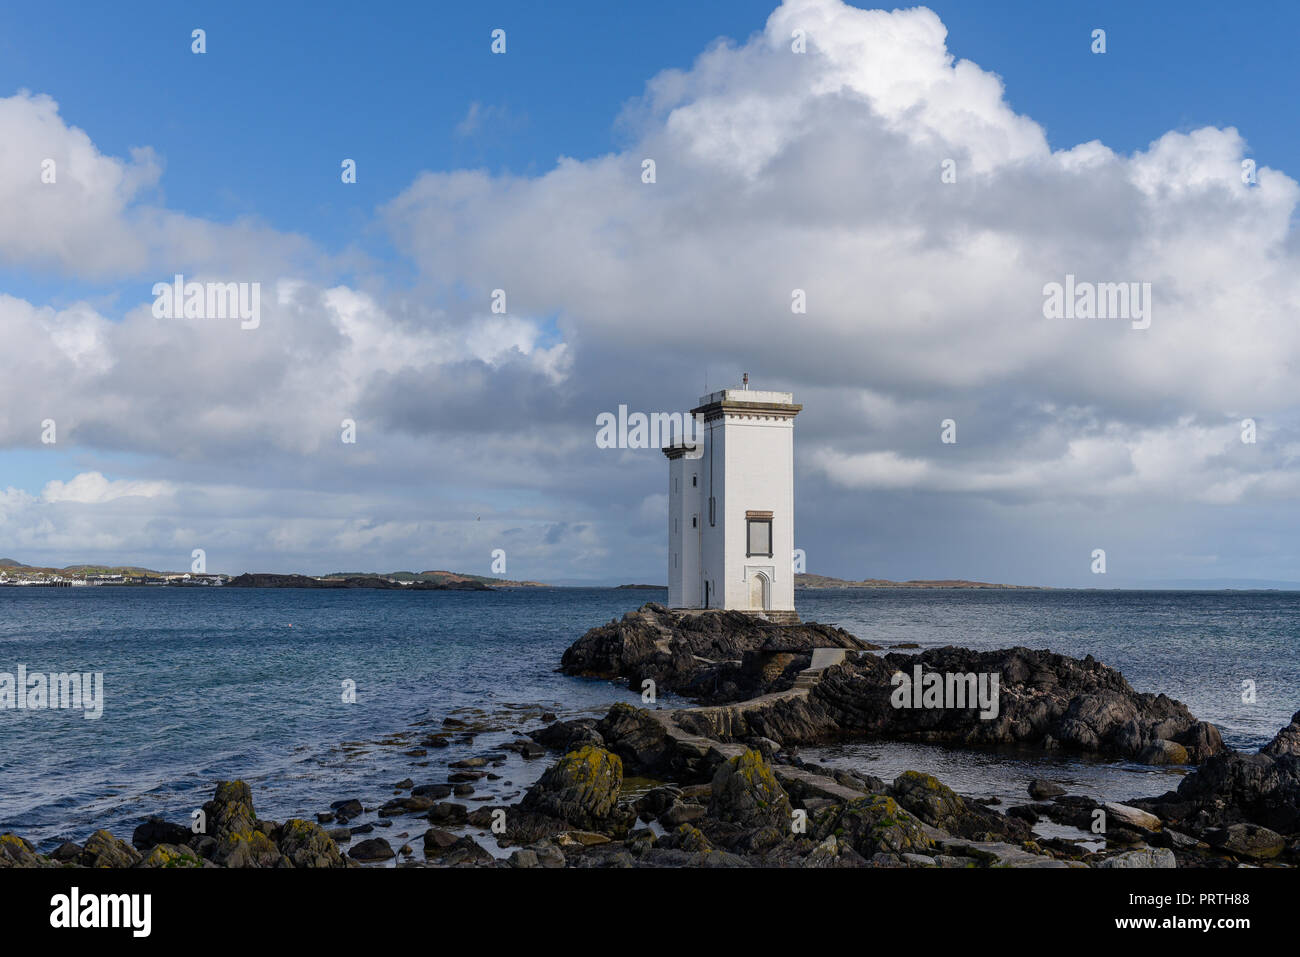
[3,0,1295,260]
[2,1,1299,584]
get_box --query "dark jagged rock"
[634,786,683,819]
[349,837,395,862]
[425,835,494,866]
[529,718,604,752]
[1205,823,1285,860]
[670,646,1224,763]
[561,603,874,703]
[1028,779,1066,800]
[51,841,82,862]
[330,798,363,817]
[1261,709,1300,758]
[411,784,452,799]
[132,815,192,851]
[1137,711,1300,838]
[425,803,469,826]
[596,704,677,775]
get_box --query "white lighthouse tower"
[663,375,801,623]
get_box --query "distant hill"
[327,570,550,588]
[796,573,1042,590]
[1,558,549,586]
[229,573,489,591]
[0,559,172,576]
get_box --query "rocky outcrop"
[561,603,873,703]
[202,780,283,867]
[708,749,793,830]
[529,717,604,753]
[348,838,395,862]
[812,795,933,859]
[3,778,359,869]
[138,843,210,868]
[1138,710,1300,838]
[80,830,142,868]
[0,833,57,868]
[1261,709,1300,758]
[670,646,1223,763]
[519,746,629,832]
[132,816,192,851]
[889,771,1030,842]
[277,819,348,868]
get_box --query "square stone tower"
[663,380,801,622]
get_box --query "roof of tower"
[693,388,801,418]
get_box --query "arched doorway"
[749,572,770,611]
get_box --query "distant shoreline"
[795,574,1043,590]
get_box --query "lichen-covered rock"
[203,780,259,842]
[80,829,142,868]
[216,829,282,868]
[0,833,53,868]
[813,795,933,858]
[519,745,624,830]
[276,819,347,868]
[661,824,714,853]
[199,780,282,867]
[708,749,792,830]
[137,843,209,868]
[889,771,1029,842]
[891,772,964,827]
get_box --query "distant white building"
[663,377,801,623]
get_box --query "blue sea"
[0,586,1296,855]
